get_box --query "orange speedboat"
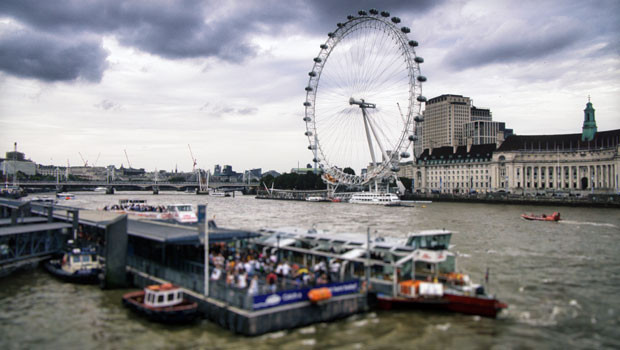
[521,212,561,221]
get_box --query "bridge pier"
[106,187,115,195]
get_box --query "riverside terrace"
[125,219,366,335]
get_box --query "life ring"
[308,287,332,303]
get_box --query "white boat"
[56,192,76,200]
[167,204,198,224]
[103,199,170,220]
[349,192,400,205]
[94,187,108,193]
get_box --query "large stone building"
[399,100,620,194]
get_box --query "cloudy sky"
[1,0,618,173]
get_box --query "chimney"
[496,131,505,148]
[466,138,473,153]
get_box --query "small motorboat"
[122,283,199,323]
[521,212,561,221]
[43,246,102,284]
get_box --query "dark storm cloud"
[0,28,108,82]
[445,24,583,70]
[442,0,620,71]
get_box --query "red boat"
[521,212,561,221]
[376,279,507,318]
[122,283,199,323]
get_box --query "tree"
[343,167,355,175]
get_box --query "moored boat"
[521,212,561,221]
[103,199,170,220]
[122,283,199,323]
[56,192,76,200]
[349,192,400,205]
[43,246,101,284]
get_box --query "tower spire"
[581,97,597,141]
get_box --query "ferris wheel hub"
[349,97,376,109]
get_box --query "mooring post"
[198,204,209,297]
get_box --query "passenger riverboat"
[103,199,170,220]
[349,192,400,205]
[56,192,76,200]
[166,204,198,224]
[122,283,199,323]
[43,246,101,284]
[256,227,507,318]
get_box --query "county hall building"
[399,98,620,195]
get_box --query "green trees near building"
[261,172,326,190]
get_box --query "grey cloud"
[94,99,120,111]
[0,28,108,82]
[445,24,583,70]
[200,102,258,117]
[442,1,620,71]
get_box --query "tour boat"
[349,192,400,205]
[521,212,561,221]
[44,247,102,284]
[166,204,198,224]
[256,227,507,318]
[93,186,108,193]
[103,199,170,220]
[122,283,199,323]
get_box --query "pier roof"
[127,219,259,245]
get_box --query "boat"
[0,185,26,199]
[306,196,330,202]
[122,283,199,323]
[103,199,170,220]
[167,204,198,224]
[349,192,401,205]
[256,227,507,318]
[521,212,561,221]
[93,186,108,193]
[56,192,75,200]
[43,246,102,284]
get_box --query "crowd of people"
[103,203,167,212]
[208,244,344,295]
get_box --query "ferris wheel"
[304,9,426,186]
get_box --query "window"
[158,295,164,303]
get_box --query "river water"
[1,192,619,349]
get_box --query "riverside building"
[399,99,620,195]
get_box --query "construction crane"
[124,149,132,169]
[78,152,88,167]
[188,144,197,172]
[93,152,101,167]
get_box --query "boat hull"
[122,291,199,324]
[376,293,507,318]
[43,260,101,284]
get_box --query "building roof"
[127,219,260,245]
[416,144,497,164]
[498,129,620,152]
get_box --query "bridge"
[15,180,261,194]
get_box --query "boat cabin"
[144,284,184,308]
[119,199,147,207]
[62,247,100,274]
[166,204,197,224]
[405,230,452,250]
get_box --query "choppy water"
[1,191,619,349]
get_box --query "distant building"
[213,165,222,176]
[0,146,36,176]
[422,94,471,150]
[290,168,315,175]
[399,99,619,194]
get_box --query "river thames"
[1,192,619,349]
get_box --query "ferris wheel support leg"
[361,108,377,165]
[365,111,391,164]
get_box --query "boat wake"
[560,220,617,228]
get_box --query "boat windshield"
[171,205,193,212]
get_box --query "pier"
[0,199,367,335]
